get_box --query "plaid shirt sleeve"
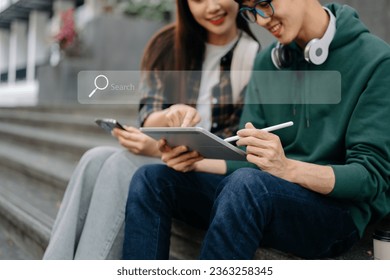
[138,35,257,134]
[138,71,201,126]
[138,71,169,126]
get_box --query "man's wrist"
[283,158,298,183]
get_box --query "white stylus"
[224,121,294,142]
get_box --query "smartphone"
[95,118,125,134]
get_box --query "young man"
[123,0,390,259]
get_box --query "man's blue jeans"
[123,165,359,259]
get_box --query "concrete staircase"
[0,105,376,260]
[0,105,136,259]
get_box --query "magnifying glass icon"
[89,74,109,98]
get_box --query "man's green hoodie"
[227,3,390,237]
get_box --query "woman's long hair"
[141,0,258,103]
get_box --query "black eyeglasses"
[239,0,275,23]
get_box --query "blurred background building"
[0,0,389,106]
[0,0,174,106]
[0,0,389,260]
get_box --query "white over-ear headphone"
[271,7,336,69]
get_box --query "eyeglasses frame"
[239,0,275,23]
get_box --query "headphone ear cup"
[279,45,292,68]
[271,45,282,69]
[271,7,335,68]
[303,7,336,65]
[271,43,293,69]
[304,38,329,65]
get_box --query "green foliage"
[124,0,174,21]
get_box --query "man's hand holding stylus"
[236,122,292,180]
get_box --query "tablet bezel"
[140,127,246,161]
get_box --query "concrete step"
[0,164,65,220]
[0,105,134,259]
[0,122,120,162]
[0,104,139,117]
[0,141,69,259]
[0,108,138,135]
[0,184,54,259]
[0,140,79,191]
[0,219,37,260]
[0,158,69,259]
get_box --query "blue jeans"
[123,165,359,259]
[123,164,225,259]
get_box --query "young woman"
[43,0,259,259]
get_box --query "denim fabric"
[43,146,161,259]
[200,168,359,259]
[123,164,225,259]
[123,166,359,260]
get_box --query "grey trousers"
[43,146,161,259]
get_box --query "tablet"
[140,127,247,161]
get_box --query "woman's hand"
[112,126,160,157]
[158,139,203,172]
[236,122,292,180]
[163,104,201,127]
[143,104,201,127]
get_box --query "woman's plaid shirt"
[138,40,249,139]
